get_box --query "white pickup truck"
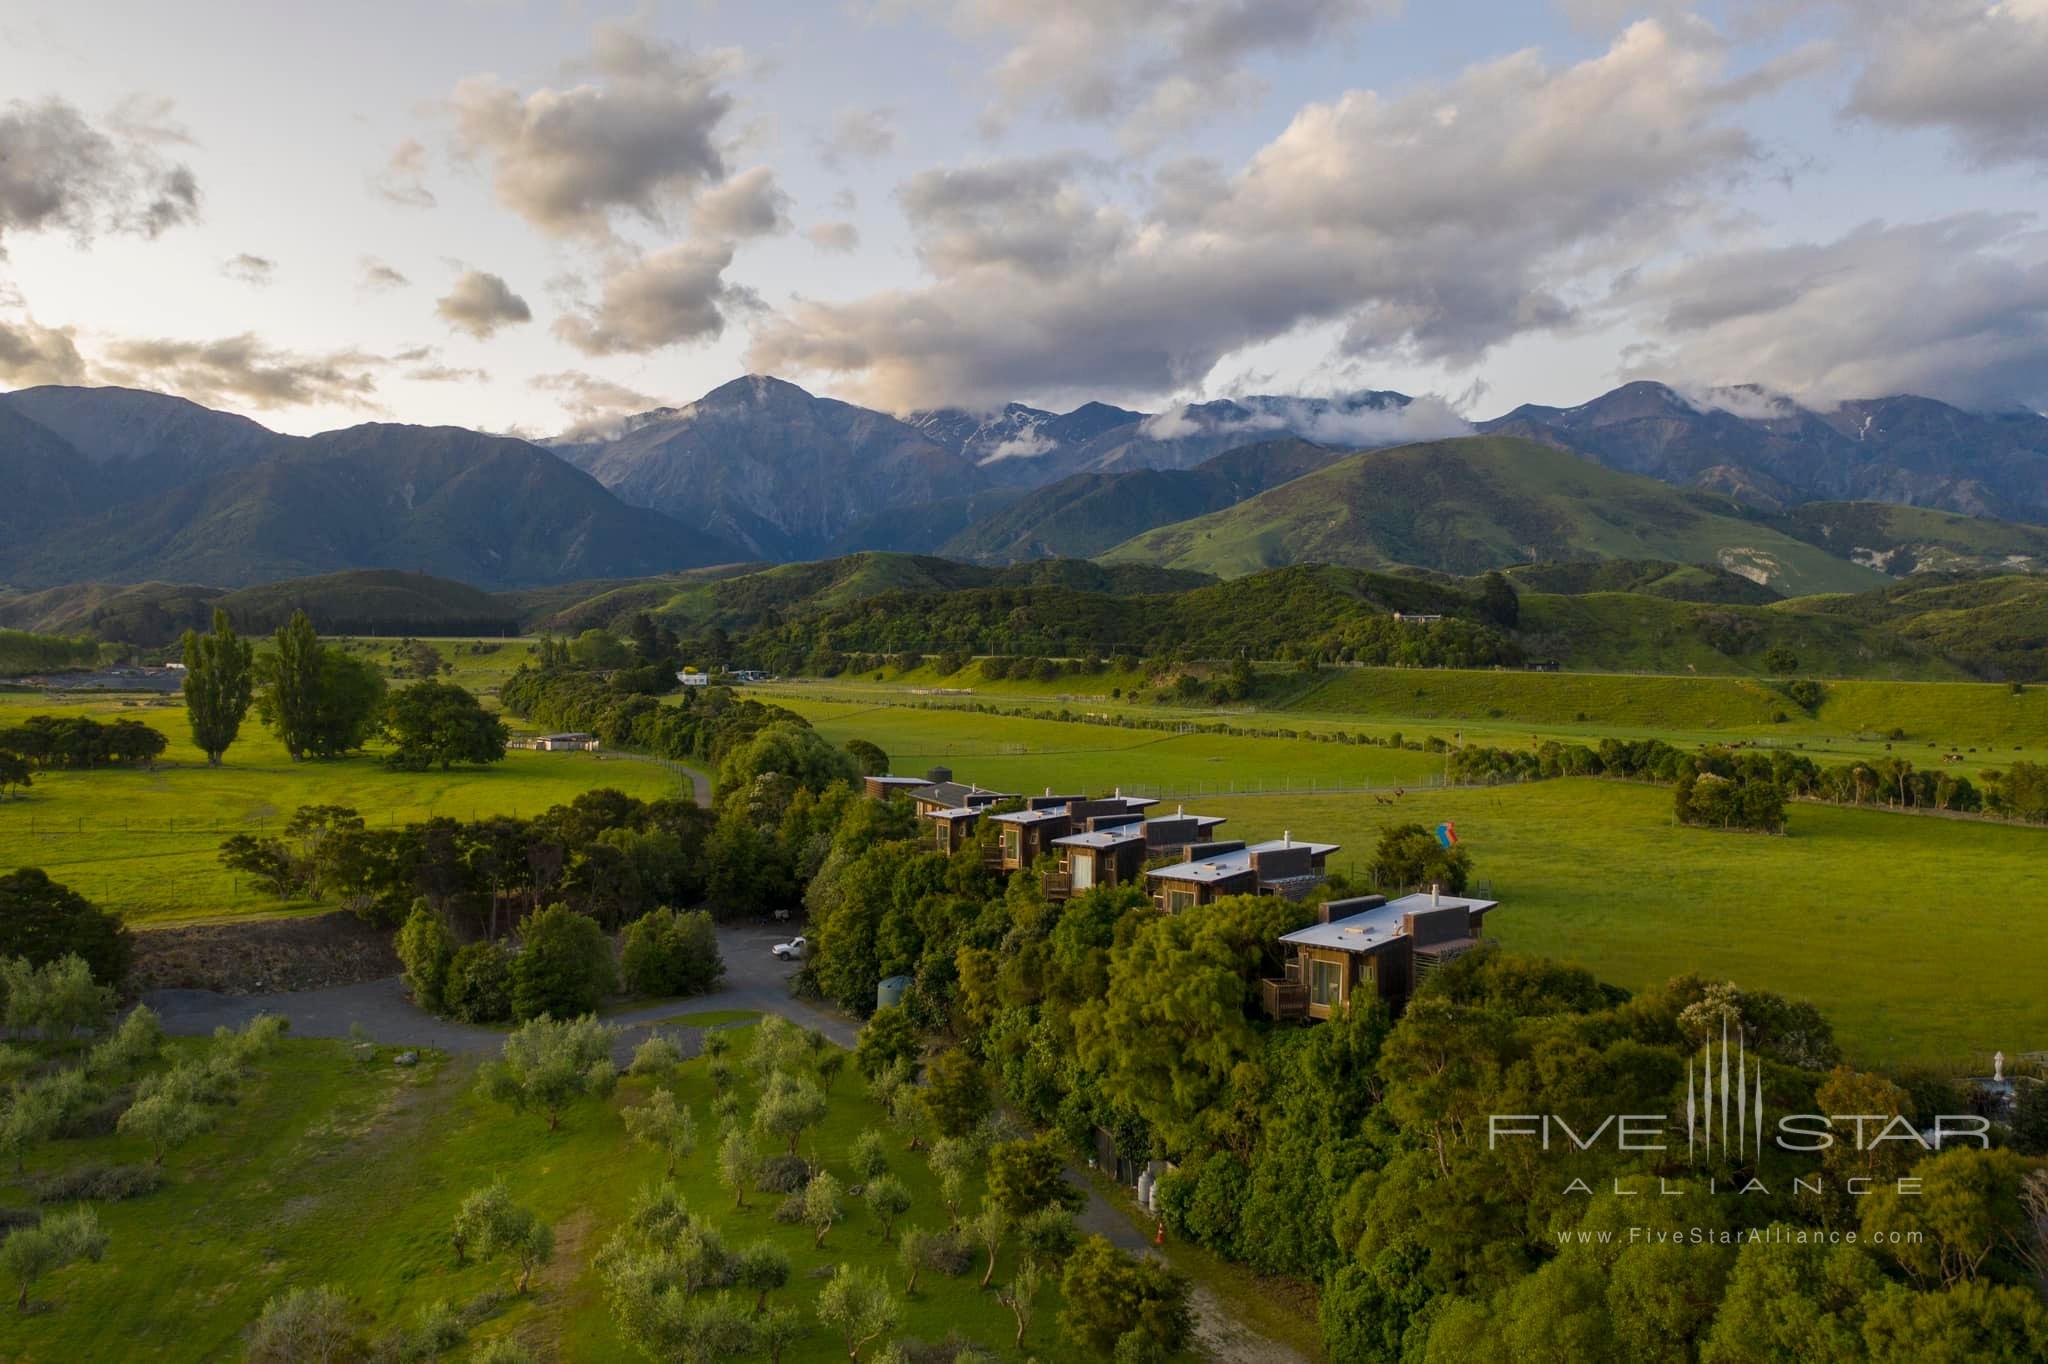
[771,935,807,961]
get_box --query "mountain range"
[1,373,2045,594]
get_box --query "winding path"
[144,921,1307,1361]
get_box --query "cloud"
[901,0,1393,147]
[404,362,491,383]
[370,136,437,208]
[94,333,384,410]
[533,368,669,437]
[1140,393,1473,446]
[1617,213,2048,410]
[1845,0,2048,168]
[750,19,1774,410]
[435,270,533,339]
[818,106,895,169]
[0,314,88,386]
[553,242,753,355]
[359,257,410,291]
[688,166,791,239]
[0,95,200,253]
[447,20,737,240]
[221,253,276,286]
[978,431,1058,463]
[806,221,861,252]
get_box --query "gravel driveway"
[144,923,855,1063]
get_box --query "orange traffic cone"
[1154,1220,1165,1247]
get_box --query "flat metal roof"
[990,807,1073,825]
[1280,893,1498,950]
[1146,837,1341,883]
[1051,829,1148,849]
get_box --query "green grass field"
[4,1029,1066,1362]
[748,686,2048,1068]
[0,694,678,924]
[1190,781,2048,1069]
[763,696,1448,796]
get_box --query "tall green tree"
[262,610,323,760]
[180,608,254,766]
[256,611,385,759]
[380,680,508,771]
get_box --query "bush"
[773,1193,807,1224]
[28,1163,165,1203]
[924,1231,976,1277]
[618,907,724,998]
[246,1284,359,1363]
[0,868,134,990]
[397,902,457,1014]
[509,906,616,1021]
[444,942,514,1023]
[756,1153,812,1194]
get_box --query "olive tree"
[478,1014,620,1131]
[3,1208,108,1312]
[815,1265,900,1362]
[623,1087,697,1176]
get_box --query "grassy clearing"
[329,636,542,701]
[1191,780,2048,1069]
[6,1030,1070,1362]
[764,696,1446,795]
[0,694,676,925]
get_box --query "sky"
[1,0,2045,437]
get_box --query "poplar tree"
[180,608,253,766]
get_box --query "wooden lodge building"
[1144,834,1341,912]
[1261,889,1498,1020]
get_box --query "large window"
[1070,853,1094,890]
[1309,958,1343,1007]
[1003,828,1021,862]
[1166,888,1196,913]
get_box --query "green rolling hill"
[1781,502,2048,575]
[1098,436,1889,596]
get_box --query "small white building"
[677,669,712,687]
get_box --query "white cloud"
[435,270,533,339]
[94,333,385,410]
[370,137,437,208]
[806,221,861,252]
[447,21,738,240]
[534,369,671,438]
[688,167,791,239]
[750,19,1778,410]
[0,313,88,386]
[553,242,752,355]
[221,253,276,287]
[1618,213,2048,410]
[904,0,1394,147]
[0,95,200,254]
[1846,0,2048,167]
[818,106,896,169]
[359,257,410,291]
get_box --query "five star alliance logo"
[1687,1015,1765,1165]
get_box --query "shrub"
[618,907,724,998]
[0,869,133,990]
[773,1193,807,1224]
[477,1015,620,1131]
[757,1153,812,1194]
[28,1163,164,1203]
[509,905,616,1021]
[397,902,457,1014]
[443,942,514,1023]
[246,1283,358,1362]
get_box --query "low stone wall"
[130,911,400,996]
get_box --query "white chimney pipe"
[1283,830,1291,847]
[1431,882,1440,907]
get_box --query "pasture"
[0,693,678,925]
[759,690,2048,1069]
[3,1027,1058,1362]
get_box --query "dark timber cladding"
[1145,834,1341,912]
[1262,889,1500,1021]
